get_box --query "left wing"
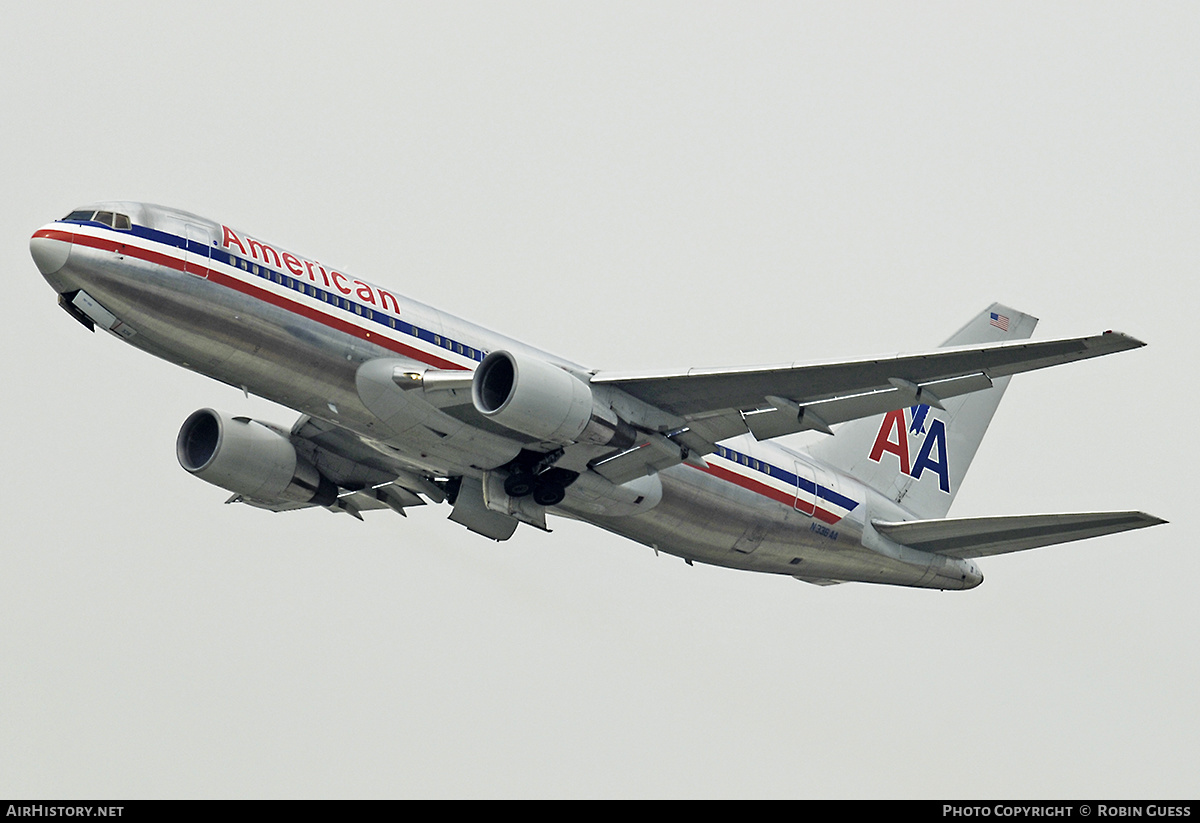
[222,413,443,516]
[872,512,1167,558]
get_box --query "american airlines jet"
[30,202,1164,589]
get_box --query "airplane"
[29,202,1165,590]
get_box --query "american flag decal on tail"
[990,312,1010,331]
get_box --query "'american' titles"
[221,225,401,315]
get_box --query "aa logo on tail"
[868,405,951,493]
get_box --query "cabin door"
[183,224,210,278]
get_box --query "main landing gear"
[503,450,578,507]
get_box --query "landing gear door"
[184,224,210,278]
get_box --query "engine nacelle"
[176,408,337,506]
[472,350,634,447]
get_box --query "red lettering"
[224,226,403,317]
[305,261,330,286]
[247,238,281,268]
[378,289,400,314]
[282,252,304,277]
[354,280,376,305]
[868,409,910,475]
[221,226,246,254]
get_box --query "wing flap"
[872,512,1166,559]
[228,481,429,518]
[588,433,693,485]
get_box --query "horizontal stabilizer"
[872,511,1166,559]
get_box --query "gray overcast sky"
[2,2,1195,798]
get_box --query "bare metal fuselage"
[31,203,983,589]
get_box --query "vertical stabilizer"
[807,304,1037,519]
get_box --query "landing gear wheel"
[532,482,566,507]
[504,472,536,498]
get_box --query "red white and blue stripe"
[38,217,482,372]
[698,444,858,524]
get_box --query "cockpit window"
[61,209,132,229]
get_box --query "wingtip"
[1123,511,1168,530]
[1101,330,1148,349]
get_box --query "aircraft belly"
[577,464,974,587]
[578,463,833,573]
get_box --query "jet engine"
[471,350,635,447]
[176,408,338,506]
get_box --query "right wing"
[594,328,1142,445]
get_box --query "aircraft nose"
[30,227,71,277]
